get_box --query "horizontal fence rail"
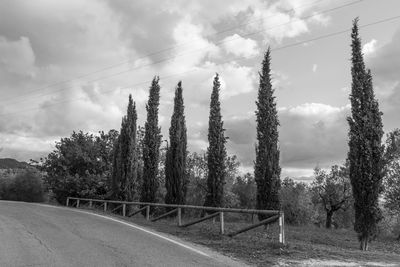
[66,197,285,244]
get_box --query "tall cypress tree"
[165,81,187,206]
[204,74,227,208]
[254,48,281,220]
[111,94,138,201]
[347,18,384,251]
[141,76,162,204]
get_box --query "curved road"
[0,201,246,267]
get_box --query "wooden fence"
[66,197,285,244]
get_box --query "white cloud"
[222,34,259,59]
[286,102,348,118]
[171,19,220,70]
[0,133,57,161]
[0,36,36,76]
[244,0,329,43]
[309,12,331,26]
[340,87,349,93]
[312,64,318,73]
[362,39,378,57]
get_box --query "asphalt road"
[0,201,247,267]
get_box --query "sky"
[0,0,399,181]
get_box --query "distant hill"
[0,158,30,169]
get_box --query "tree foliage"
[204,73,227,208]
[165,81,187,205]
[186,152,208,207]
[254,48,281,219]
[232,173,256,209]
[141,76,162,204]
[280,177,313,225]
[111,95,139,201]
[383,129,400,215]
[311,165,352,228]
[41,130,116,204]
[0,169,44,202]
[347,18,385,250]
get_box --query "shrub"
[0,170,45,202]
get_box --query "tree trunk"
[359,234,369,251]
[325,210,333,229]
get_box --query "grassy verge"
[77,205,400,266]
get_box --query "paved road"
[0,201,246,267]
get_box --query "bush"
[0,170,45,202]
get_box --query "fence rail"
[66,197,285,244]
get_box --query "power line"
[0,0,326,103]
[0,0,356,106]
[1,13,398,118]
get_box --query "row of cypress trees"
[111,76,188,208]
[110,47,283,216]
[111,18,384,250]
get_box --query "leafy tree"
[111,95,138,201]
[383,130,400,228]
[186,152,208,208]
[41,131,115,204]
[311,165,352,228]
[223,155,241,208]
[384,129,400,163]
[141,76,162,205]
[186,152,240,209]
[97,130,119,174]
[232,173,257,209]
[165,81,187,206]
[136,125,145,196]
[383,161,400,213]
[204,73,227,208]
[347,18,385,250]
[255,48,281,219]
[280,177,313,225]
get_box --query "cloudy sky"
[0,0,399,180]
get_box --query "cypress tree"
[347,18,384,251]
[204,74,227,208]
[165,81,187,206]
[111,94,138,201]
[254,48,281,220]
[141,76,162,205]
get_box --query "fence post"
[279,211,285,244]
[282,212,285,244]
[220,212,224,234]
[104,202,107,212]
[122,204,126,217]
[177,207,182,226]
[89,200,92,208]
[146,205,150,221]
[76,199,80,208]
[66,198,70,207]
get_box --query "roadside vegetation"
[0,169,45,202]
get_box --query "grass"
[78,204,400,266]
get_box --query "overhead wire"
[0,0,358,106]
[0,0,326,103]
[1,13,399,118]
